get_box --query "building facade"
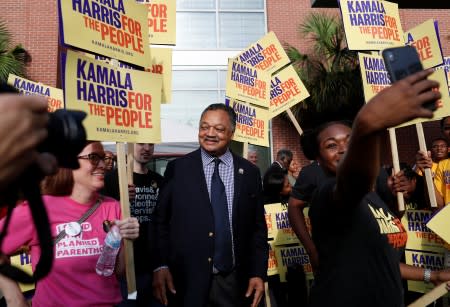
[2,0,449,170]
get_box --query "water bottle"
[96,225,121,276]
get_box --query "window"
[162,69,226,133]
[176,0,266,49]
[159,0,269,169]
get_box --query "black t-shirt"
[405,176,427,210]
[290,161,328,202]
[103,169,163,271]
[309,178,407,307]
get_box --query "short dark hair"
[304,120,353,160]
[200,103,237,132]
[263,168,288,202]
[385,162,417,181]
[276,149,293,162]
[431,137,448,146]
[300,129,316,160]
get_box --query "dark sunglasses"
[77,153,112,167]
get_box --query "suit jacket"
[154,148,268,307]
[263,161,284,177]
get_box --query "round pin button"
[65,222,81,237]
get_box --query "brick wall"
[1,1,448,169]
[1,1,59,86]
[268,1,450,169]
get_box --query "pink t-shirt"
[0,195,123,307]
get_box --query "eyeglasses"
[78,153,112,167]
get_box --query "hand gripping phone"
[382,45,436,111]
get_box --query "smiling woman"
[307,69,450,307]
[0,141,139,306]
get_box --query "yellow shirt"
[434,159,450,206]
[416,162,438,178]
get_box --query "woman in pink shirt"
[0,141,139,306]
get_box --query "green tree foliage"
[0,21,31,84]
[285,13,364,128]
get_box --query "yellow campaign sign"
[401,210,447,253]
[427,204,450,245]
[236,32,291,75]
[396,69,450,128]
[149,47,172,103]
[265,203,277,239]
[358,53,450,127]
[138,0,176,45]
[263,203,299,245]
[340,0,404,50]
[267,241,279,277]
[405,250,446,293]
[226,59,270,107]
[358,52,391,102]
[445,57,450,91]
[58,0,151,68]
[7,74,64,113]
[64,50,162,143]
[405,19,443,69]
[269,65,309,119]
[435,56,450,95]
[10,253,34,293]
[274,244,314,283]
[87,48,172,103]
[225,98,269,147]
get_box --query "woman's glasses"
[77,153,112,167]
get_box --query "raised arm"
[288,197,318,272]
[336,69,440,207]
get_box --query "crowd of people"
[0,68,449,307]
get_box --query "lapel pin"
[238,168,244,174]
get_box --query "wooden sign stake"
[388,128,405,212]
[116,142,137,299]
[416,123,437,207]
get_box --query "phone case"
[382,46,436,111]
[382,46,423,83]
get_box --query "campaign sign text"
[136,0,176,45]
[225,98,269,147]
[396,69,450,128]
[59,0,151,68]
[88,48,172,103]
[269,65,309,118]
[64,50,162,142]
[236,32,291,75]
[7,74,65,113]
[340,0,404,50]
[405,19,443,69]
[226,59,270,107]
[358,52,391,101]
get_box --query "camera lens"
[38,109,87,169]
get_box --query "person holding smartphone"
[308,69,450,307]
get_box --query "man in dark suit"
[262,149,293,190]
[152,103,268,307]
[266,149,293,173]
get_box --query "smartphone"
[382,45,436,111]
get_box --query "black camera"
[0,83,88,282]
[0,83,87,168]
[39,109,87,169]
